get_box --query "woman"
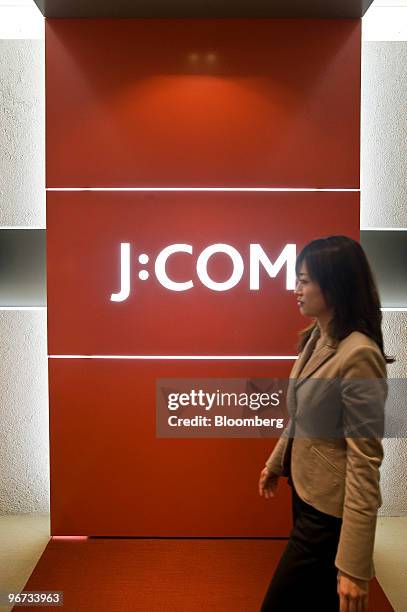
[258,236,394,612]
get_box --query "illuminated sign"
[110,242,297,302]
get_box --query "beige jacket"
[265,325,387,581]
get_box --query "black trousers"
[260,474,343,611]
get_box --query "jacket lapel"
[294,327,338,390]
[290,326,319,379]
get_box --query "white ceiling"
[364,0,407,39]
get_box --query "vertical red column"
[46,19,361,535]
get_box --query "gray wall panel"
[0,230,45,307]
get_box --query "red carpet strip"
[17,539,394,611]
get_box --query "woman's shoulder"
[339,330,380,352]
[337,331,387,374]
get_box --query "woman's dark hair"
[296,235,395,364]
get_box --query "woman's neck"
[316,312,333,341]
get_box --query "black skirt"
[260,463,343,611]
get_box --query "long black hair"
[296,235,395,364]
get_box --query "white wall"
[0,311,49,513]
[380,312,407,515]
[361,42,407,228]
[0,6,406,515]
[0,40,45,227]
[361,21,407,515]
[0,16,49,514]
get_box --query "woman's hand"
[258,467,279,499]
[337,571,369,612]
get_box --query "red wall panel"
[49,359,293,536]
[45,19,361,188]
[46,19,361,535]
[47,190,359,356]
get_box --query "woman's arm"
[335,344,387,581]
[264,417,293,476]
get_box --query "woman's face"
[295,261,331,319]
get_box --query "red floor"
[17,539,394,611]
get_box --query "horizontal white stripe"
[0,306,46,311]
[381,308,407,312]
[2,307,404,313]
[46,187,360,193]
[361,227,407,231]
[2,225,405,231]
[48,354,298,360]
